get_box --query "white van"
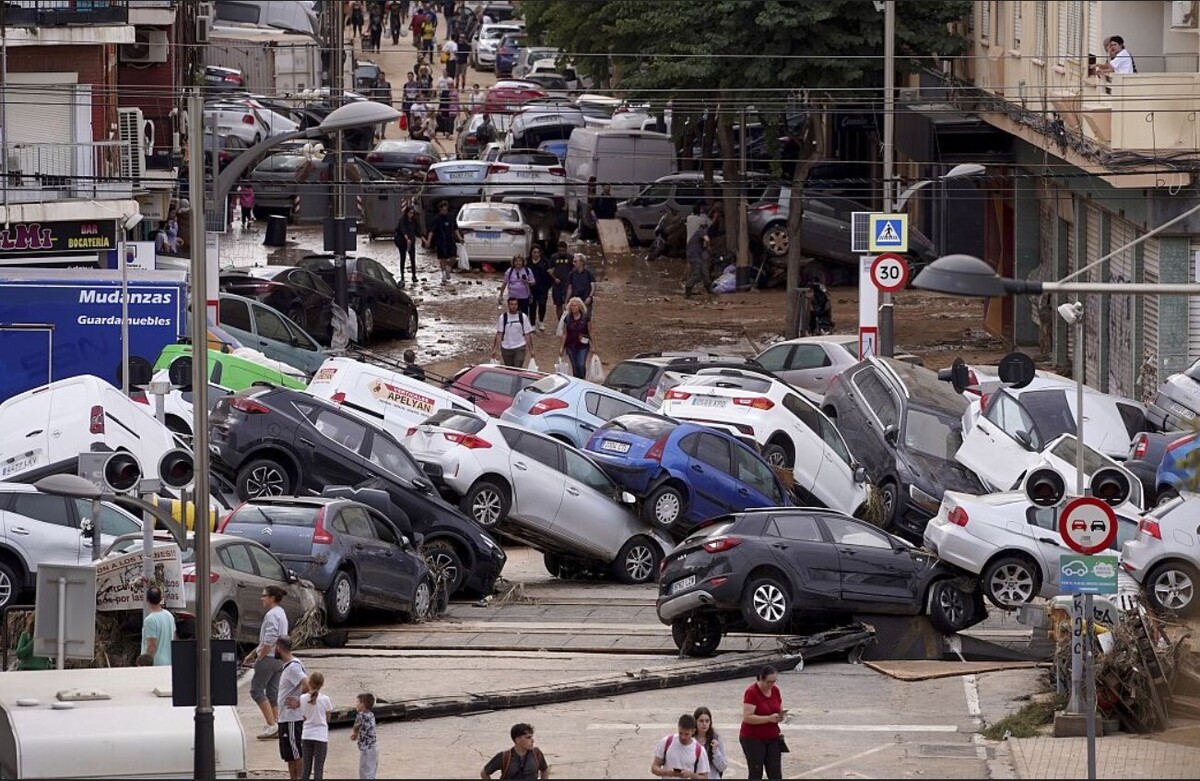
[304,356,486,441]
[0,666,245,779]
[564,128,676,223]
[0,375,188,485]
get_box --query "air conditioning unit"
[1173,0,1199,29]
[120,29,169,64]
[118,108,147,186]
[196,14,211,44]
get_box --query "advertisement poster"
[94,543,186,612]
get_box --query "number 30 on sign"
[870,252,909,293]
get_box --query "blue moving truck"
[0,269,188,403]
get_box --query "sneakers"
[538,322,545,332]
[257,725,279,740]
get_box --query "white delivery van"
[564,128,677,223]
[0,375,190,485]
[0,666,245,779]
[304,356,487,440]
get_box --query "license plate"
[0,453,40,477]
[476,231,501,239]
[693,396,726,408]
[600,439,630,454]
[516,171,539,179]
[671,575,696,594]
[449,171,476,180]
[1171,402,1195,418]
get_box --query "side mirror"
[1014,429,1033,449]
[411,477,433,493]
[287,570,299,584]
[853,465,867,484]
[620,490,637,504]
[883,425,898,445]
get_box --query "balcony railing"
[0,140,133,203]
[1,1,129,27]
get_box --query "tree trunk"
[700,107,718,199]
[783,112,827,339]
[716,108,739,268]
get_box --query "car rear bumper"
[656,588,717,622]
[923,521,988,576]
[589,458,657,494]
[1147,400,1191,432]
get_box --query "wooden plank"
[597,218,629,256]
[865,660,1047,682]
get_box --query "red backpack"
[664,734,703,772]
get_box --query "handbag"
[439,50,450,64]
[586,354,604,383]
[456,243,471,271]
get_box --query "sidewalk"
[1008,732,1200,778]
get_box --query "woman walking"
[394,202,420,285]
[558,297,592,379]
[740,665,786,779]
[694,707,728,779]
[498,254,534,318]
[528,245,553,331]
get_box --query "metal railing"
[2,1,130,26]
[2,140,134,203]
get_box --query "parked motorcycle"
[645,208,687,261]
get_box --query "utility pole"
[737,104,750,288]
[879,0,896,357]
[331,0,350,349]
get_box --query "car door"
[784,344,837,395]
[626,181,674,239]
[820,515,921,611]
[956,391,1042,491]
[762,513,841,607]
[220,541,268,638]
[1024,505,1070,592]
[584,391,648,445]
[362,260,402,328]
[75,499,141,558]
[247,543,311,628]
[730,443,787,510]
[369,509,418,604]
[778,393,827,496]
[814,415,861,514]
[332,504,389,601]
[3,493,82,568]
[285,268,333,336]
[556,446,630,559]
[846,367,901,480]
[506,430,566,526]
[300,409,371,491]
[680,432,740,519]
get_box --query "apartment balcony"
[1,140,134,204]
[2,1,129,26]
[1075,73,1200,156]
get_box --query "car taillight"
[1131,433,1149,460]
[131,391,149,405]
[406,427,418,437]
[242,114,256,125]
[224,73,242,83]
[702,536,742,553]
[733,397,774,410]
[948,506,969,527]
[530,397,569,415]
[646,435,669,461]
[751,203,778,214]
[330,392,347,404]
[90,405,105,434]
[424,169,440,183]
[503,228,526,235]
[348,272,364,283]
[444,431,492,448]
[466,134,477,144]
[978,392,990,410]
[548,166,565,176]
[1138,518,1162,540]
[365,152,382,163]
[230,396,271,414]
[415,155,432,165]
[1167,433,1197,453]
[312,506,333,545]
[967,369,978,389]
[664,389,691,401]
[488,163,511,175]
[183,571,220,583]
[217,501,245,532]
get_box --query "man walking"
[566,254,596,316]
[491,297,535,368]
[683,222,712,298]
[651,714,710,779]
[424,200,462,283]
[276,636,308,781]
[243,585,289,740]
[481,722,549,779]
[549,240,573,323]
[140,586,176,667]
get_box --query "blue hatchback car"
[501,373,655,448]
[1156,433,1199,502]
[584,412,793,536]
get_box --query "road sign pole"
[1085,592,1097,781]
[1069,592,1084,712]
[859,256,878,357]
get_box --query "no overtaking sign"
[1058,496,1118,555]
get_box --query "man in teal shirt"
[140,586,176,666]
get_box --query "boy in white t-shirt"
[651,713,711,779]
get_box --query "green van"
[153,345,307,392]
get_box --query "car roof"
[872,357,967,411]
[240,496,343,508]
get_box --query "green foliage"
[980,694,1065,740]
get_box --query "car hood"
[904,448,983,493]
[1158,373,1200,417]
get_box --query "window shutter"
[1014,2,1023,47]
[1087,0,1102,56]
[1035,1,1048,59]
[1057,3,1069,63]
[981,0,991,41]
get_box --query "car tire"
[981,555,1040,608]
[326,570,355,625]
[212,608,237,641]
[1146,561,1200,617]
[642,484,685,529]
[611,537,659,584]
[0,559,20,613]
[399,575,434,623]
[235,458,292,499]
[762,223,789,257]
[424,539,466,595]
[460,479,510,529]
[621,219,639,247]
[359,304,376,343]
[543,552,564,578]
[1156,488,1180,507]
[741,575,792,633]
[671,614,722,657]
[400,309,419,339]
[761,442,791,469]
[928,580,973,634]
[878,481,900,531]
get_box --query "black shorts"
[279,721,304,762]
[552,285,568,306]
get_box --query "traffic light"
[158,448,195,489]
[78,451,143,494]
[1023,467,1066,508]
[1090,467,1132,507]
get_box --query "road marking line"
[586,723,959,733]
[963,674,982,718]
[791,742,891,778]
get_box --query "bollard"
[263,214,288,247]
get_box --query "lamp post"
[118,212,143,395]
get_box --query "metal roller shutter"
[1189,239,1200,363]
[1140,238,1161,402]
[1083,204,1103,388]
[4,74,80,191]
[1106,217,1137,398]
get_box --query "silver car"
[1121,495,1200,616]
[1146,359,1200,431]
[755,335,923,397]
[617,172,774,245]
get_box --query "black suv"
[209,387,506,595]
[604,352,768,404]
[821,357,983,540]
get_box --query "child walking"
[299,672,332,780]
[350,692,379,779]
[238,184,255,229]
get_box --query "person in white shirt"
[491,296,535,368]
[276,636,308,781]
[652,714,711,780]
[299,671,332,781]
[1094,35,1135,75]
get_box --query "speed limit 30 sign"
[870,252,909,293]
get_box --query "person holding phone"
[651,714,710,779]
[740,665,787,779]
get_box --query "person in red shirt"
[739,665,786,779]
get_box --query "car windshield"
[903,406,963,460]
[1020,389,1076,441]
[604,414,678,439]
[687,374,773,394]
[498,151,560,167]
[423,410,486,434]
[528,374,570,394]
[606,361,657,390]
[460,205,520,223]
[377,141,428,153]
[230,504,319,527]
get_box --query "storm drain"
[916,744,993,759]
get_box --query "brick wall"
[7,44,119,143]
[118,26,178,154]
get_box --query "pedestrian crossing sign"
[868,214,908,253]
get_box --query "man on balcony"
[1094,35,1136,75]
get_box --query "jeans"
[684,253,712,295]
[566,347,588,378]
[359,747,378,779]
[501,346,526,367]
[301,739,328,780]
[740,736,784,780]
[395,236,416,279]
[530,290,549,326]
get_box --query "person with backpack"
[652,713,711,779]
[491,297,535,368]
[498,253,535,319]
[481,722,549,779]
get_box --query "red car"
[483,82,549,115]
[444,364,545,417]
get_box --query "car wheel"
[543,552,564,578]
[1146,561,1200,617]
[741,575,792,633]
[981,555,1040,608]
[762,223,789,257]
[928,581,973,634]
[424,539,465,595]
[0,560,19,612]
[1156,488,1180,507]
[612,537,659,584]
[400,575,433,623]
[326,570,355,625]
[235,458,292,499]
[642,484,685,529]
[212,608,237,641]
[460,479,510,529]
[878,481,899,530]
[621,219,639,247]
[359,304,376,343]
[761,442,791,468]
[400,309,419,339]
[671,614,722,657]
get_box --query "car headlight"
[908,484,942,513]
[479,533,501,552]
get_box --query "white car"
[956,382,1150,491]
[925,489,1139,607]
[755,334,923,397]
[1122,494,1200,616]
[575,94,622,128]
[456,202,532,264]
[472,22,522,68]
[204,100,298,145]
[657,367,869,517]
[401,409,672,583]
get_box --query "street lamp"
[119,212,143,395]
[894,163,986,213]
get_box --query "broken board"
[597,218,630,256]
[865,659,1047,682]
